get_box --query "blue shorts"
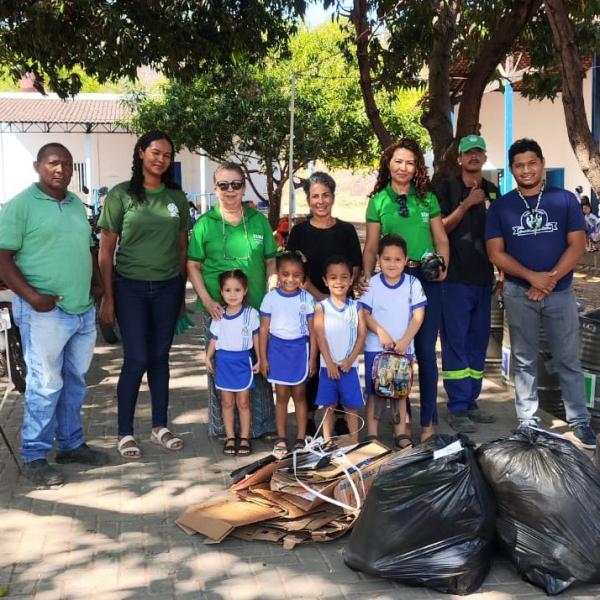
[316,367,364,410]
[215,349,253,392]
[364,351,378,396]
[267,335,309,386]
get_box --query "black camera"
[420,253,446,281]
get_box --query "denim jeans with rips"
[13,296,96,463]
[503,280,590,427]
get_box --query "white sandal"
[150,427,183,451]
[117,435,142,459]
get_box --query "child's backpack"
[371,351,414,399]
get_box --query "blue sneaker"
[572,423,596,450]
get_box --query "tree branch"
[439,0,544,175]
[545,0,600,195]
[351,0,393,150]
[420,0,459,175]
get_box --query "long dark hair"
[370,138,430,200]
[129,130,180,202]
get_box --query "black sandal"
[272,437,289,459]
[393,434,413,450]
[293,438,305,451]
[223,437,237,456]
[237,437,252,456]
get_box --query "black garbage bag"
[476,427,600,595]
[344,434,495,595]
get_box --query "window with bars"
[70,162,88,195]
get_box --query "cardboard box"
[175,493,282,542]
[177,439,393,546]
[333,452,395,510]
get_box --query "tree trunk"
[421,0,458,181]
[351,0,393,150]
[434,0,543,178]
[545,0,600,195]
[265,165,282,229]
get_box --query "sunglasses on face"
[216,179,244,191]
[397,194,409,218]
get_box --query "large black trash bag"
[344,434,496,595]
[476,427,600,595]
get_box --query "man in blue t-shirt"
[485,138,595,448]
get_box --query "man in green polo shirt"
[0,143,108,487]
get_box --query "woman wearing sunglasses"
[187,162,277,441]
[98,130,191,459]
[361,138,449,442]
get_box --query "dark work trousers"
[441,282,491,414]
[114,274,184,436]
[405,266,443,427]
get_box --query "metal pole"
[503,80,514,194]
[288,72,296,219]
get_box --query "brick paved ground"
[1,273,600,600]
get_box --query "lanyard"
[516,184,544,233]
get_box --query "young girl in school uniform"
[259,252,317,458]
[206,270,260,456]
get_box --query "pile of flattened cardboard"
[176,439,392,549]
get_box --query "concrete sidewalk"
[0,296,599,599]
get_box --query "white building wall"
[0,128,269,207]
[476,68,594,196]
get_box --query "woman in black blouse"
[287,171,362,433]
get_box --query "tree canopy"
[336,0,600,182]
[0,0,306,96]
[129,22,427,225]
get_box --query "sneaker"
[467,406,496,424]
[22,459,64,487]
[55,443,110,466]
[572,423,596,450]
[446,411,476,433]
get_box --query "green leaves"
[128,22,427,220]
[0,0,307,96]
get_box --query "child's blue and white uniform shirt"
[319,297,361,367]
[209,306,260,350]
[209,306,259,392]
[259,288,315,338]
[359,273,427,355]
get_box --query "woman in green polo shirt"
[187,161,277,445]
[98,130,191,460]
[362,138,449,442]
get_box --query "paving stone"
[1,279,600,599]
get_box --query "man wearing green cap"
[434,134,499,433]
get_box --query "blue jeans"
[13,297,96,463]
[503,281,590,426]
[405,267,442,427]
[114,274,183,436]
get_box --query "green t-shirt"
[366,184,441,260]
[0,184,93,314]
[98,182,191,281]
[188,204,277,311]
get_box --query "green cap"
[458,134,486,154]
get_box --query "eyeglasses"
[397,194,409,218]
[222,213,251,261]
[216,179,244,191]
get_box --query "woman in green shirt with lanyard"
[187,162,277,446]
[98,130,191,459]
[362,138,449,442]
